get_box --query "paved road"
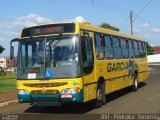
[0,65,160,114]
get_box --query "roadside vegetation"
[149,62,160,64]
[0,72,16,92]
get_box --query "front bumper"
[18,90,83,106]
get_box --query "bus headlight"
[18,90,30,95]
[61,87,80,94]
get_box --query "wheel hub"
[97,89,103,101]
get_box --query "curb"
[0,100,18,108]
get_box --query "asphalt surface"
[0,65,160,114]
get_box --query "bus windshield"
[17,35,81,79]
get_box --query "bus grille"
[31,90,59,95]
[23,82,68,88]
[32,98,59,102]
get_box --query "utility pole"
[130,11,133,35]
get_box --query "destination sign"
[23,68,40,74]
[34,26,64,35]
[21,23,75,37]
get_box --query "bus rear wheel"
[94,82,106,108]
[132,73,139,91]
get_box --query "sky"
[0,0,160,57]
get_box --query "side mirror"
[10,38,19,60]
[10,46,14,60]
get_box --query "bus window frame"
[81,31,94,76]
[138,41,146,58]
[104,34,114,60]
[94,33,105,60]
[111,35,123,59]
[128,39,135,58]
[133,40,140,58]
[120,37,129,59]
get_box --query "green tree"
[99,22,120,32]
[146,42,154,55]
[0,45,4,54]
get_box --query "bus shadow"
[106,82,146,103]
[24,82,146,114]
[24,102,95,114]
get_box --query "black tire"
[132,73,139,91]
[95,82,106,108]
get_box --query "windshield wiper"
[48,34,63,47]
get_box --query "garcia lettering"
[107,62,129,72]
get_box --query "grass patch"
[149,62,160,64]
[0,79,16,92]
[0,72,16,79]
[0,72,16,92]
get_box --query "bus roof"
[21,22,144,42]
[22,21,75,29]
[79,22,144,42]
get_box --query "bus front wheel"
[95,82,106,108]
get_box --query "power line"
[119,16,130,27]
[78,0,153,35]
[78,0,128,15]
[133,0,153,22]
[79,0,110,10]
[121,0,153,33]
[98,0,129,12]
[78,0,129,26]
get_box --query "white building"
[0,57,16,69]
[0,57,9,68]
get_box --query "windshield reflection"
[17,35,81,79]
[46,36,78,64]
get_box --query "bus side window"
[112,36,122,59]
[95,34,105,59]
[104,35,114,59]
[142,42,146,57]
[138,41,146,58]
[81,35,94,75]
[138,41,143,58]
[128,39,135,58]
[121,38,129,59]
[133,40,140,58]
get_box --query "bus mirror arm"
[10,38,19,60]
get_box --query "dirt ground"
[0,91,17,103]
